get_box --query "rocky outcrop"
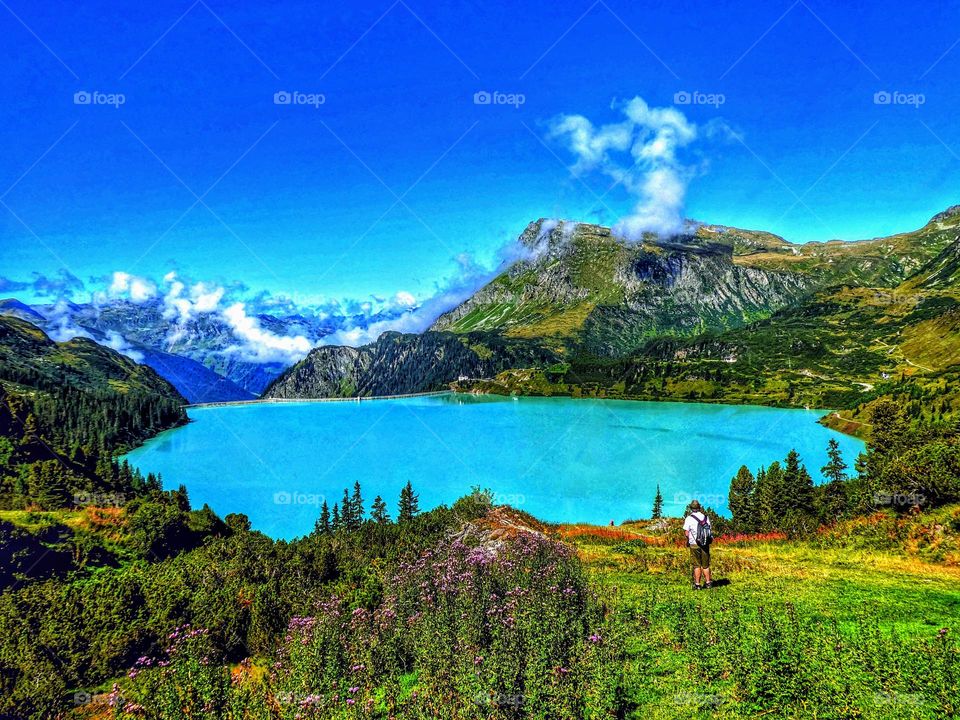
[263,331,560,399]
[432,219,813,356]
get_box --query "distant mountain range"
[0,297,402,403]
[264,205,960,418]
[5,205,959,413]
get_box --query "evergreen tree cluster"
[728,447,835,535]
[314,480,419,534]
[0,321,187,510]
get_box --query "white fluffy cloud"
[161,274,225,324]
[42,300,144,362]
[549,96,700,239]
[109,271,157,302]
[45,300,94,343]
[394,291,416,307]
[222,302,314,364]
[102,330,144,362]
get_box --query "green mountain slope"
[264,330,560,398]
[432,210,959,357]
[0,315,183,397]
[0,316,187,509]
[267,206,960,409]
[430,220,815,355]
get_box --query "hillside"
[264,330,559,398]
[0,315,183,397]
[0,316,187,509]
[4,495,958,719]
[267,206,960,405]
[430,219,814,356]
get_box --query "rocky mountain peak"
[931,204,960,225]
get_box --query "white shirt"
[683,512,709,546]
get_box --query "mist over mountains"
[4,205,959,405]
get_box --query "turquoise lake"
[125,394,865,539]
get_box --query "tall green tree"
[341,488,354,530]
[371,495,389,524]
[821,439,848,484]
[728,465,756,531]
[398,481,419,523]
[350,481,364,527]
[755,462,784,530]
[651,485,663,519]
[315,501,331,534]
[817,438,850,521]
[782,450,814,513]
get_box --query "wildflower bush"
[111,531,624,719]
[273,532,623,719]
[813,506,960,562]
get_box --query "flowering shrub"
[113,532,623,719]
[274,532,622,719]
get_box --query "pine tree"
[782,450,813,513]
[350,481,364,527]
[398,481,419,523]
[818,438,850,521]
[174,484,191,512]
[755,462,784,531]
[316,501,331,534]
[728,465,756,531]
[371,495,389,524]
[651,485,663,519]
[331,503,341,532]
[341,488,354,530]
[821,438,848,484]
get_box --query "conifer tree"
[350,481,364,526]
[755,461,784,530]
[728,465,756,531]
[651,484,663,519]
[821,438,848,484]
[331,503,341,531]
[782,450,814,513]
[398,481,419,523]
[341,488,354,530]
[371,495,389,524]
[316,501,331,534]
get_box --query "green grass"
[569,524,960,719]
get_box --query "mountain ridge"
[265,205,960,405]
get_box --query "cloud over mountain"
[549,96,713,240]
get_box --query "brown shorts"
[689,545,710,568]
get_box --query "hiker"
[683,500,713,590]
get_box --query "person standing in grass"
[683,500,713,590]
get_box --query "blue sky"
[2,0,959,307]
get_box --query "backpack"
[694,513,713,548]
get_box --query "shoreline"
[186,389,454,409]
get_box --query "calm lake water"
[125,394,864,539]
